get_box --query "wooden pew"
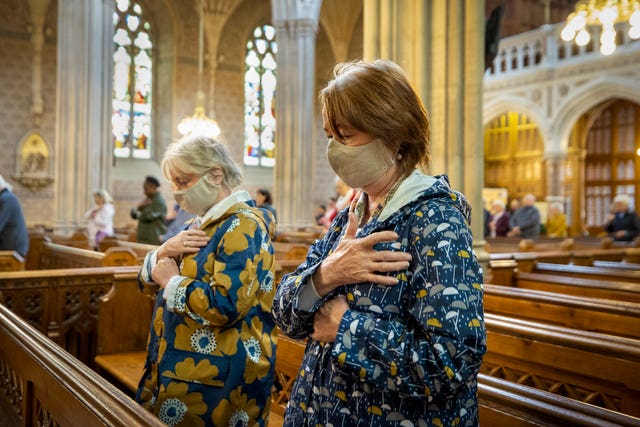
[594,259,640,270]
[488,260,640,303]
[533,262,640,285]
[0,250,25,272]
[93,267,153,395]
[478,374,640,427]
[38,241,140,269]
[0,267,125,365]
[272,335,640,426]
[484,284,640,339]
[0,303,164,426]
[483,313,640,417]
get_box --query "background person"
[0,175,29,258]
[546,202,568,237]
[272,59,485,426]
[605,194,640,241]
[84,189,115,250]
[334,177,356,211]
[136,135,276,427]
[507,193,541,238]
[488,199,510,237]
[255,188,277,222]
[130,175,167,245]
[160,203,195,243]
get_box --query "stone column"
[363,0,487,267]
[28,0,50,127]
[271,0,322,229]
[545,151,566,199]
[54,0,113,235]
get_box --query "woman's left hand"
[311,296,349,342]
[151,257,180,288]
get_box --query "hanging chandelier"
[178,0,221,138]
[561,0,640,56]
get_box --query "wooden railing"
[0,304,164,426]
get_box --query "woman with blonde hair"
[136,135,277,426]
[84,188,115,250]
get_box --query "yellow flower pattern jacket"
[272,173,486,426]
[136,198,277,427]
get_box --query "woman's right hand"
[312,212,411,297]
[156,229,210,259]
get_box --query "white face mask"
[173,174,220,216]
[326,138,395,188]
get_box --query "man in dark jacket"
[0,175,29,257]
[605,194,640,242]
[130,175,167,245]
[508,194,541,239]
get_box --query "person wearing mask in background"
[605,194,640,241]
[272,59,485,426]
[507,193,541,239]
[160,203,196,243]
[488,199,510,237]
[85,189,115,250]
[255,188,277,222]
[546,202,568,238]
[130,175,167,245]
[0,174,29,258]
[136,135,277,426]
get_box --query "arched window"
[244,24,277,167]
[112,0,153,159]
[484,112,545,199]
[585,100,640,228]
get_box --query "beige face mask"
[173,174,220,216]
[326,138,395,189]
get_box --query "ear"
[209,166,224,184]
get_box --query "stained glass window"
[244,25,277,167]
[112,0,152,159]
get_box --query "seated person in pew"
[545,202,567,238]
[604,194,640,242]
[272,59,486,426]
[488,199,510,237]
[507,194,541,239]
[136,135,277,426]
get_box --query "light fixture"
[178,0,221,138]
[561,0,640,56]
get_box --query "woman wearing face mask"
[272,59,486,426]
[135,135,277,427]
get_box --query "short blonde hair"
[162,135,242,189]
[93,188,113,204]
[320,59,430,179]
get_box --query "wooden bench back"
[484,283,640,339]
[0,250,25,272]
[484,313,640,417]
[0,303,165,426]
[96,267,153,356]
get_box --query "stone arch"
[484,96,547,130]
[553,76,640,153]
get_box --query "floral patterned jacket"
[272,172,486,426]
[136,192,277,427]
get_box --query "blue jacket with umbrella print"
[272,172,486,426]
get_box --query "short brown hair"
[320,59,430,179]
